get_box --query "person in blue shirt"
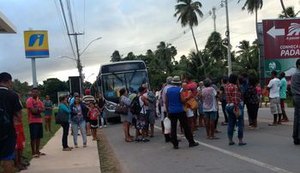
[166,76,199,149]
[58,95,73,151]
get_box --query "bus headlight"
[105,101,117,111]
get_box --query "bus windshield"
[102,71,147,103]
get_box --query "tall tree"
[155,42,177,76]
[235,40,259,76]
[279,6,299,18]
[43,78,68,104]
[239,0,263,36]
[279,0,288,18]
[110,50,122,62]
[174,0,204,65]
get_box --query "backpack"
[0,106,11,141]
[147,91,156,104]
[130,96,142,115]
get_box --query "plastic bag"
[163,117,171,134]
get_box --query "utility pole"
[225,0,232,76]
[69,32,84,94]
[212,7,216,32]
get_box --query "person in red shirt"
[26,88,45,158]
[88,102,100,140]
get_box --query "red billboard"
[263,19,300,59]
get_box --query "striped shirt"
[82,95,96,106]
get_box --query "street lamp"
[76,36,102,94]
[80,37,102,56]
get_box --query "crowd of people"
[1,59,300,172]
[116,59,300,149]
[0,73,107,173]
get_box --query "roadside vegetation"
[97,129,121,173]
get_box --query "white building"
[0,11,16,33]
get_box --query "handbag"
[115,103,128,115]
[55,110,69,124]
[186,98,198,110]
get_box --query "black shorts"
[29,123,43,140]
[90,120,98,129]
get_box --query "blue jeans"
[226,104,244,140]
[71,120,87,145]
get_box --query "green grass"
[22,108,61,160]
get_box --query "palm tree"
[238,0,263,36]
[174,0,204,65]
[279,6,300,18]
[279,0,288,18]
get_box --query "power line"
[58,0,76,58]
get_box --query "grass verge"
[97,129,121,173]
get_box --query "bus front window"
[102,74,124,103]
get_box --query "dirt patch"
[97,129,122,173]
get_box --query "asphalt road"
[101,107,300,173]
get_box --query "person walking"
[58,95,73,151]
[166,76,199,149]
[161,76,173,142]
[70,95,88,148]
[244,76,260,128]
[279,72,289,122]
[202,78,218,139]
[267,71,282,126]
[292,59,300,145]
[225,74,246,146]
[43,95,53,133]
[26,87,45,158]
[0,72,23,173]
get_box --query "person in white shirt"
[267,70,282,126]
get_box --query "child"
[88,102,100,140]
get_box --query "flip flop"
[33,154,39,158]
[38,152,46,156]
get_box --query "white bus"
[97,60,149,120]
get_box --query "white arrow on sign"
[267,26,285,39]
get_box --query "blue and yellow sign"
[24,30,49,58]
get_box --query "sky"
[0,0,299,84]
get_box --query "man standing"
[0,72,22,173]
[267,71,282,126]
[26,87,45,158]
[279,72,289,122]
[292,59,300,145]
[166,76,199,149]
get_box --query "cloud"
[0,0,299,84]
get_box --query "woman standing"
[244,77,259,128]
[58,96,73,151]
[225,74,246,146]
[43,95,53,133]
[202,79,218,139]
[119,88,133,142]
[70,95,88,148]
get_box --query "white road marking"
[154,126,294,173]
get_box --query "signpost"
[24,30,49,87]
[263,19,300,78]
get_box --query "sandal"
[33,154,39,158]
[38,152,46,156]
[125,138,133,142]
